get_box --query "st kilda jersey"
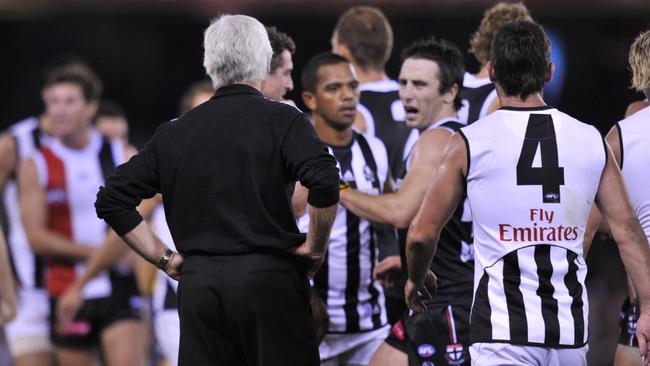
[458,72,497,125]
[460,106,606,348]
[298,132,389,333]
[396,118,475,306]
[32,130,126,299]
[357,79,412,179]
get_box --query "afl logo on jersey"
[363,165,377,186]
[417,344,435,358]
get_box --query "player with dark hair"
[340,37,471,366]
[299,52,391,365]
[262,26,296,103]
[405,21,650,366]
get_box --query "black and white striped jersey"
[617,105,650,242]
[460,106,605,347]
[458,72,497,125]
[357,79,412,179]
[151,205,178,312]
[396,118,475,305]
[298,132,389,333]
[2,117,51,289]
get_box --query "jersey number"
[516,114,565,203]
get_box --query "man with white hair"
[93,15,340,366]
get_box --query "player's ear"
[444,83,460,105]
[302,91,317,111]
[546,63,555,83]
[487,60,496,82]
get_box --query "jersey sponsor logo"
[498,208,578,242]
[417,344,436,358]
[445,343,466,365]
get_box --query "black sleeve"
[95,122,168,235]
[281,113,340,208]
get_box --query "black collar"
[499,105,554,111]
[212,84,263,99]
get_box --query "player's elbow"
[388,210,412,229]
[25,230,49,256]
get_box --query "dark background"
[0,1,648,365]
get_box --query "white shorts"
[320,325,389,365]
[4,288,52,357]
[469,342,588,366]
[154,308,180,366]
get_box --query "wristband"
[156,248,174,270]
[339,180,351,191]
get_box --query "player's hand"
[636,311,650,365]
[310,288,329,343]
[373,255,402,288]
[404,270,436,313]
[165,252,184,281]
[57,284,83,327]
[0,291,17,325]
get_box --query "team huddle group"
[0,2,650,366]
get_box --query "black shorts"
[50,271,143,348]
[618,296,639,348]
[385,303,470,366]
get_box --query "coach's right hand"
[636,311,650,366]
[164,251,184,281]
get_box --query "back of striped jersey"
[358,79,411,179]
[461,106,605,347]
[458,72,497,125]
[617,105,650,241]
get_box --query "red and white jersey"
[3,117,52,289]
[460,106,606,348]
[617,105,650,242]
[31,129,125,299]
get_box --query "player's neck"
[643,88,650,100]
[475,65,490,78]
[496,85,546,109]
[354,66,388,84]
[61,124,92,150]
[313,116,353,147]
[425,107,457,131]
[38,114,54,136]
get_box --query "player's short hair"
[266,26,296,74]
[401,37,464,111]
[469,2,533,66]
[491,21,550,100]
[301,52,350,93]
[203,15,273,89]
[333,6,393,71]
[179,80,214,113]
[629,30,650,92]
[43,61,103,102]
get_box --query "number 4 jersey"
[458,106,606,348]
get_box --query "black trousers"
[177,252,319,366]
